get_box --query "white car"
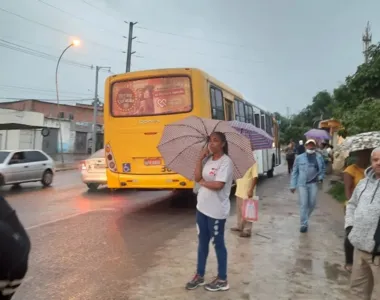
[0,150,55,187]
[80,149,107,191]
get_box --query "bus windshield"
[111,76,192,117]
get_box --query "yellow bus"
[103,68,280,190]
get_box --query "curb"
[55,167,78,172]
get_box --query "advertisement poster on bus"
[112,76,192,117]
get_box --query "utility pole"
[92,66,111,154]
[125,21,137,72]
[362,21,372,63]
[286,107,290,119]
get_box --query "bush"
[328,182,346,203]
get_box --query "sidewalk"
[125,169,361,300]
[55,162,80,172]
[54,154,88,172]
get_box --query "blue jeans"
[297,183,318,227]
[196,210,227,280]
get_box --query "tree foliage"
[276,42,380,142]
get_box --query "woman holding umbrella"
[185,132,233,292]
[157,116,255,293]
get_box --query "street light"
[55,40,80,165]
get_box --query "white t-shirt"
[196,154,233,219]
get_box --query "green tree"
[335,43,380,136]
[339,99,380,137]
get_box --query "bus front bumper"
[107,171,195,190]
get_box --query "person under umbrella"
[185,132,233,292]
[343,149,371,273]
[345,147,380,299]
[157,116,254,292]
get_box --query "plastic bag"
[242,196,259,222]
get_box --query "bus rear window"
[111,76,192,117]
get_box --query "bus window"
[260,113,265,131]
[254,113,260,128]
[245,105,254,125]
[111,76,192,117]
[210,87,224,120]
[266,115,273,136]
[234,100,245,122]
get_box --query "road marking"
[25,208,117,230]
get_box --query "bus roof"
[109,67,272,116]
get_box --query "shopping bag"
[242,197,259,222]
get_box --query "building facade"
[0,99,103,124]
[0,100,104,160]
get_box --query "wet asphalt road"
[2,170,197,300]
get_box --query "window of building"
[58,112,65,119]
[210,87,224,120]
[69,113,74,120]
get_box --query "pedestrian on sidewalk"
[290,139,325,233]
[343,149,371,273]
[186,132,233,292]
[297,140,305,155]
[230,160,258,238]
[285,141,296,174]
[345,147,380,300]
[0,196,31,300]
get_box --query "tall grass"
[328,182,346,203]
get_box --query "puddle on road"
[293,258,348,284]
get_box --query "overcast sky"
[1,0,379,115]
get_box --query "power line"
[135,26,251,49]
[81,0,115,18]
[0,7,122,53]
[77,1,252,50]
[133,54,253,76]
[135,40,262,63]
[0,36,125,65]
[0,39,112,73]
[0,97,95,102]
[36,0,124,38]
[0,39,94,69]
[0,84,93,97]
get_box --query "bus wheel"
[267,155,275,178]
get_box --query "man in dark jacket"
[0,196,30,300]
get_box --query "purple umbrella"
[304,129,330,140]
[228,121,274,150]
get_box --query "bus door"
[224,100,234,121]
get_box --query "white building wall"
[43,118,73,153]
[0,108,45,150]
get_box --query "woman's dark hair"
[211,131,228,155]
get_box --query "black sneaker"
[300,226,308,233]
[205,277,230,292]
[186,274,205,290]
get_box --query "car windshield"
[0,151,10,163]
[90,149,105,159]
